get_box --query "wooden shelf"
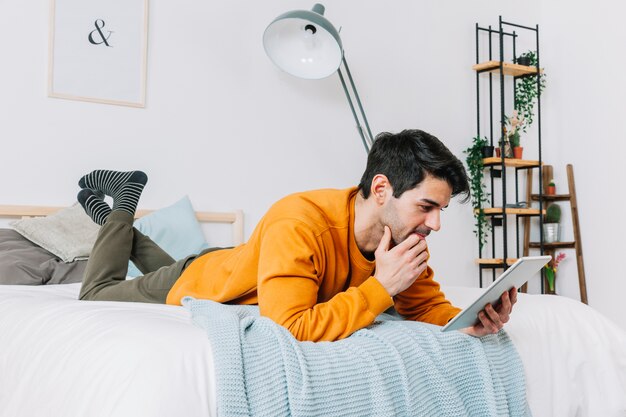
[472,61,544,77]
[483,157,541,168]
[476,258,518,266]
[478,207,543,216]
[529,241,576,249]
[530,194,571,201]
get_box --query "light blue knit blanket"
[185,299,531,417]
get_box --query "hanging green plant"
[464,135,491,251]
[515,51,546,132]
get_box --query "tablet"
[441,255,551,332]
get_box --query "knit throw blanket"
[185,299,531,417]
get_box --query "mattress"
[1,283,625,417]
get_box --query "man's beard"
[391,226,431,246]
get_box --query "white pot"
[543,223,560,243]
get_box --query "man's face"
[381,175,452,246]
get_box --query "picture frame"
[48,0,149,108]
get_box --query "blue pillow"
[126,196,209,277]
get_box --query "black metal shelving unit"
[473,16,545,289]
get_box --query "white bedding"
[0,284,625,417]
[446,286,626,417]
[0,284,217,417]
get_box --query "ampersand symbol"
[88,19,113,47]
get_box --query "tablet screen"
[441,255,551,332]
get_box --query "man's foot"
[78,170,148,217]
[77,189,112,226]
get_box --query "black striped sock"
[77,189,112,226]
[79,170,148,216]
[92,189,105,200]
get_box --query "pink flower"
[505,111,526,136]
[544,253,566,292]
[552,252,567,273]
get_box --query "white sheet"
[0,284,217,417]
[444,286,626,417]
[1,284,625,417]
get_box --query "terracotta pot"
[513,146,524,159]
[546,185,556,195]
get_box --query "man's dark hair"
[358,129,470,202]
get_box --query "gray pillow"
[10,204,99,262]
[0,229,86,285]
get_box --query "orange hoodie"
[166,187,460,341]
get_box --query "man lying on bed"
[76,129,516,342]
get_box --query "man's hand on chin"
[460,288,518,338]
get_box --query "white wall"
[538,1,626,327]
[2,1,623,329]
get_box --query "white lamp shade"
[263,7,343,79]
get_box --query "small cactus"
[545,204,561,223]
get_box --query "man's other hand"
[460,288,518,337]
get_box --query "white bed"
[0,206,625,417]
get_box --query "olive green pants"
[79,210,211,304]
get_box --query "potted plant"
[516,55,532,66]
[481,144,494,158]
[546,179,556,195]
[543,203,561,243]
[544,252,566,293]
[464,135,491,250]
[503,110,524,158]
[514,51,546,134]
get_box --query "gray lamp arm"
[337,56,374,152]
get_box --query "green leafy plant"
[545,203,561,223]
[508,131,520,148]
[464,135,491,250]
[515,51,546,132]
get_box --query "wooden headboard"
[0,205,245,246]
